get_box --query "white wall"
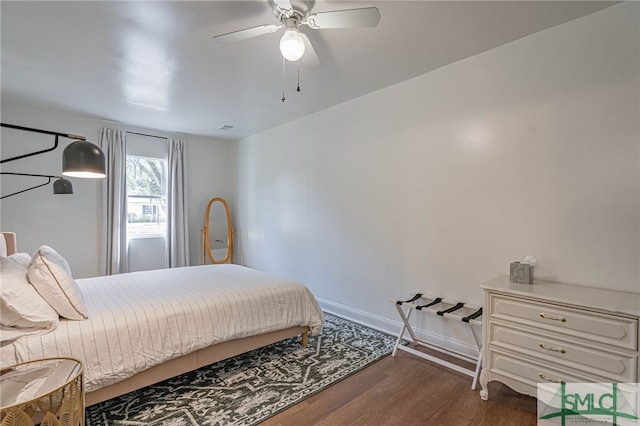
[235,3,639,345]
[0,104,234,277]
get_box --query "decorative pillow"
[8,252,32,268]
[28,245,88,320]
[0,257,59,330]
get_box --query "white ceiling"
[1,1,616,141]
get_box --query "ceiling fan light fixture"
[279,19,305,62]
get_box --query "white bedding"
[1,264,324,392]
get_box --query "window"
[126,155,167,238]
[142,205,157,217]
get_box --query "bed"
[0,232,325,406]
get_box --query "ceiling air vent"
[218,124,234,131]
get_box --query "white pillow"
[8,252,32,268]
[28,245,88,320]
[0,257,59,330]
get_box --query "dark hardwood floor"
[262,344,537,426]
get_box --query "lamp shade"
[53,178,73,195]
[62,141,106,178]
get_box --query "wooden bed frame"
[0,232,310,406]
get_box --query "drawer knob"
[539,313,567,322]
[539,343,566,354]
[538,373,565,384]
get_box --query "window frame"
[125,154,168,240]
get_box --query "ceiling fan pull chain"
[281,56,286,102]
[297,62,301,93]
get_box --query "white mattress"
[1,264,324,392]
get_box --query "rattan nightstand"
[0,357,84,426]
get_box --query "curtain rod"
[126,131,168,140]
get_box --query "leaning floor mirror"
[202,197,234,264]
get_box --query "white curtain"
[100,128,128,275]
[167,138,190,267]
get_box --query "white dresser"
[479,275,640,401]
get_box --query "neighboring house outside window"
[126,155,167,238]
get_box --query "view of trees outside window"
[126,156,167,237]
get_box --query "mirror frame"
[202,197,234,265]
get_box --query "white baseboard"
[317,297,479,358]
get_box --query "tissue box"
[510,262,533,284]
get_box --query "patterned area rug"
[85,313,397,425]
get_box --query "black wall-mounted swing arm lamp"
[0,122,106,199]
[0,172,73,200]
[0,122,106,178]
[0,123,86,164]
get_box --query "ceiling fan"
[213,0,381,68]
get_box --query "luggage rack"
[391,294,483,390]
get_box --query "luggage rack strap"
[462,307,483,323]
[437,302,465,316]
[416,297,442,310]
[396,293,423,305]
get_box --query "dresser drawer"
[488,348,610,389]
[489,323,638,382]
[489,293,638,350]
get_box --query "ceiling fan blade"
[299,33,321,69]
[213,24,281,44]
[305,7,381,29]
